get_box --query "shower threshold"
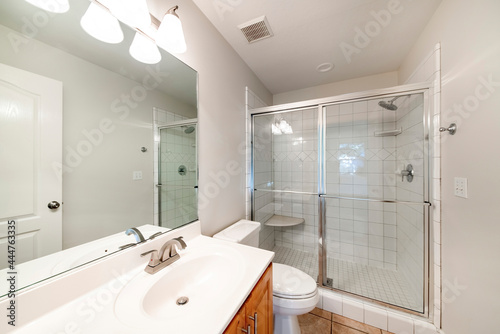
[272,245,422,312]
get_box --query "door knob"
[47,201,60,209]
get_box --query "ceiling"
[192,0,442,95]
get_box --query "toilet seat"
[272,263,317,300]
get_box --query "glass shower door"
[158,123,198,228]
[321,93,429,313]
[252,108,320,280]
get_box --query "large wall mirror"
[0,0,198,295]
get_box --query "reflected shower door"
[322,93,429,313]
[158,124,197,229]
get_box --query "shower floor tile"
[272,245,421,311]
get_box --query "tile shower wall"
[153,108,197,229]
[324,100,398,269]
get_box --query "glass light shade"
[129,32,162,64]
[156,12,187,54]
[24,0,69,13]
[100,0,151,30]
[80,3,124,44]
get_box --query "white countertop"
[0,224,169,297]
[1,221,274,333]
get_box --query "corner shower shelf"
[374,128,402,137]
[264,215,305,227]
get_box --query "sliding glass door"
[252,88,430,314]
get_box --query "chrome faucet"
[141,237,187,274]
[125,227,146,243]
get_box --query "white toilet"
[214,220,319,334]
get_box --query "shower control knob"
[47,201,61,210]
[401,164,414,183]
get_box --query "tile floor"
[298,308,395,334]
[273,245,421,311]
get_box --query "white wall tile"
[364,305,388,330]
[343,298,364,323]
[388,312,414,334]
[322,290,342,315]
[414,319,438,334]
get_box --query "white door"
[0,63,62,268]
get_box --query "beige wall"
[273,71,398,105]
[147,0,272,236]
[399,0,500,332]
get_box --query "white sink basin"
[114,237,246,330]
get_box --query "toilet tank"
[213,220,261,247]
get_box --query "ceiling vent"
[238,16,273,43]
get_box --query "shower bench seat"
[264,215,304,227]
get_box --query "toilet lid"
[272,263,317,299]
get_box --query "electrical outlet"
[133,171,143,180]
[454,177,468,198]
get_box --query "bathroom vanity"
[224,263,273,333]
[0,221,274,333]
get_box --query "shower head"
[378,95,411,111]
[378,100,398,111]
[183,126,195,134]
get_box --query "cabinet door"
[225,305,246,333]
[247,264,273,334]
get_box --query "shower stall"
[157,122,198,229]
[251,85,432,315]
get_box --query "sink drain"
[176,296,189,306]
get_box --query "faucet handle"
[141,249,161,266]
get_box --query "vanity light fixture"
[99,0,151,30]
[24,0,70,13]
[156,6,187,54]
[129,31,162,65]
[80,2,124,44]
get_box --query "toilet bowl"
[272,263,319,334]
[213,220,319,334]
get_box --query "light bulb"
[129,32,162,64]
[80,2,124,44]
[156,7,187,54]
[24,0,69,13]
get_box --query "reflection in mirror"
[153,109,198,228]
[0,0,198,296]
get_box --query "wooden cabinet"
[224,263,273,334]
